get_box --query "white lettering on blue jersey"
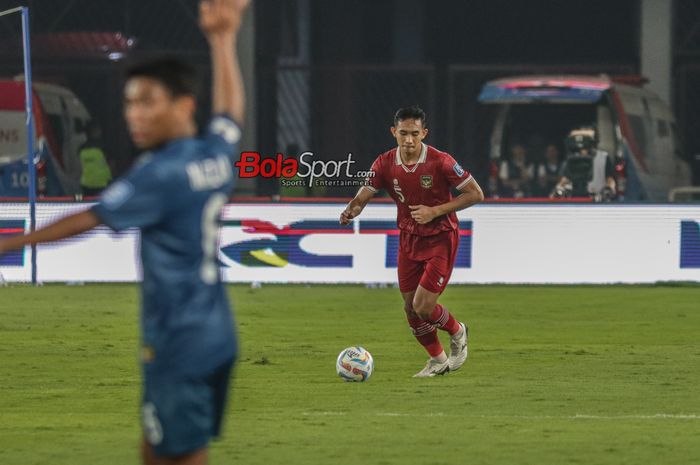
[186,155,233,191]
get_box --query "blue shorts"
[141,359,235,457]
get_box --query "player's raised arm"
[0,210,101,255]
[199,0,250,123]
[340,186,375,225]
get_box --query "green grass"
[1,284,699,465]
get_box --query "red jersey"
[365,144,473,236]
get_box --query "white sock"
[432,351,448,363]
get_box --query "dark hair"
[393,105,427,127]
[125,57,199,98]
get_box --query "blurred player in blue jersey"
[0,1,250,463]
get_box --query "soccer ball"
[336,346,374,382]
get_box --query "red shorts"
[397,229,460,294]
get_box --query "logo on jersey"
[420,175,433,189]
[680,220,700,268]
[211,117,241,144]
[453,163,465,177]
[101,180,134,210]
[141,345,155,363]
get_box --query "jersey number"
[393,182,405,203]
[11,172,29,189]
[201,193,227,285]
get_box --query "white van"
[0,78,91,196]
[478,75,691,202]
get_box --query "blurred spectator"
[79,121,112,197]
[526,133,547,163]
[535,143,562,196]
[499,143,534,198]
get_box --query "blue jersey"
[92,115,241,376]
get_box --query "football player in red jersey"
[340,106,484,377]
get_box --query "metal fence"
[675,0,700,57]
[675,0,700,184]
[258,63,637,196]
[0,0,211,179]
[257,65,435,196]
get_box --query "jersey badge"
[211,117,241,144]
[101,180,134,210]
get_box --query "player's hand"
[340,204,363,225]
[199,0,250,39]
[409,205,437,224]
[339,208,356,225]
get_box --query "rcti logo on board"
[219,219,473,269]
[680,220,700,268]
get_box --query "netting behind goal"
[0,6,36,283]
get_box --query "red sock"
[407,316,444,357]
[426,304,461,336]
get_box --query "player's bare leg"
[402,290,449,377]
[142,439,208,465]
[412,285,469,372]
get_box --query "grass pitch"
[1,284,699,465]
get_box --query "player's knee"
[402,293,416,315]
[404,307,420,320]
[412,297,432,318]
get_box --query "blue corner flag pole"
[21,7,37,285]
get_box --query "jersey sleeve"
[442,154,473,190]
[363,156,386,193]
[91,160,170,232]
[206,114,242,157]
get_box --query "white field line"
[302,412,700,420]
